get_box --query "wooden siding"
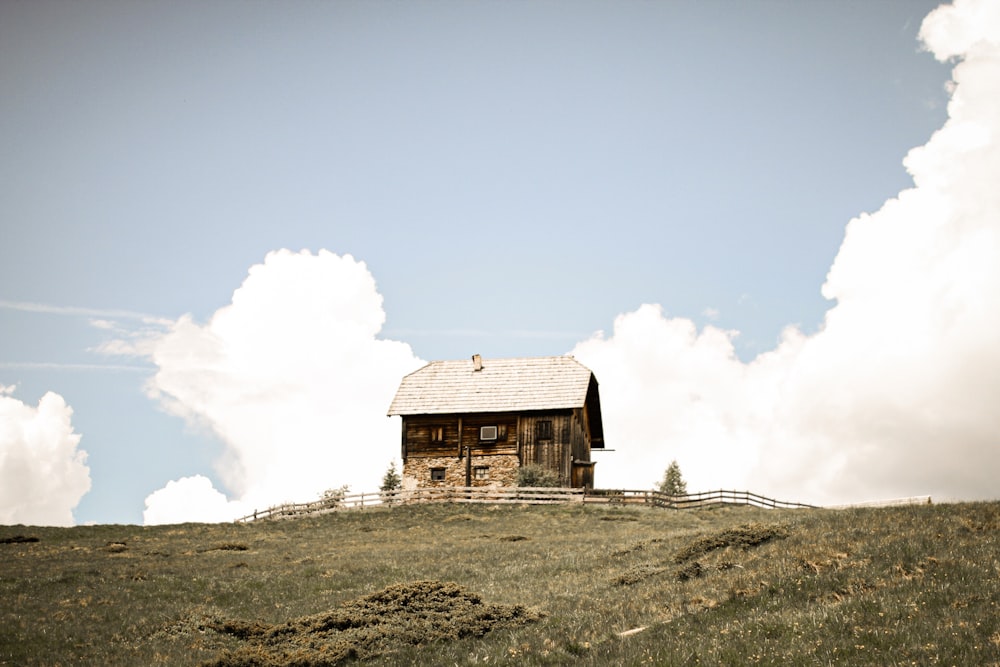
[402,407,596,489]
[518,410,591,486]
[402,413,519,460]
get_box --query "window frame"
[430,467,446,481]
[480,425,498,442]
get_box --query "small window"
[474,466,489,480]
[430,426,445,443]
[480,425,498,441]
[537,420,553,441]
[430,468,446,481]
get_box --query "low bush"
[515,464,562,487]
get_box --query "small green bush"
[516,464,562,487]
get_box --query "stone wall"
[475,454,519,487]
[403,454,520,490]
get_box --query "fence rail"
[825,495,932,509]
[586,488,819,510]
[235,486,816,522]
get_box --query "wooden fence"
[235,486,816,522]
[584,488,818,510]
[825,495,932,509]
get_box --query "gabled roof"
[387,355,597,416]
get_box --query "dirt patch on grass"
[199,580,541,666]
[675,561,704,581]
[613,564,666,586]
[674,523,789,564]
[200,543,250,553]
[612,538,666,558]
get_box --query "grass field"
[2,500,998,665]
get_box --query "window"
[430,426,445,443]
[430,468,446,481]
[474,466,489,480]
[536,420,553,441]
[480,425,498,441]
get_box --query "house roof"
[387,355,597,416]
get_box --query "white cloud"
[0,387,91,526]
[574,0,1000,505]
[0,362,153,373]
[143,475,247,525]
[0,299,164,322]
[130,249,423,524]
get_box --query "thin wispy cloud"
[1,301,167,373]
[0,299,168,323]
[0,361,155,373]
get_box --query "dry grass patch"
[201,580,542,666]
[200,543,251,553]
[672,522,789,563]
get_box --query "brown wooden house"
[387,354,605,489]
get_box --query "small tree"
[380,461,402,505]
[657,460,688,497]
[380,461,402,492]
[516,464,562,488]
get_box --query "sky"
[1,0,997,525]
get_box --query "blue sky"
[4,0,996,525]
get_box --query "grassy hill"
[2,500,998,665]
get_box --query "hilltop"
[2,501,998,665]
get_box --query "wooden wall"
[402,409,594,488]
[402,413,519,460]
[518,410,592,486]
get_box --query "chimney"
[472,354,483,372]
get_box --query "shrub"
[516,464,562,487]
[321,485,349,508]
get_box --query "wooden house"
[387,354,605,489]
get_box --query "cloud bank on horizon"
[2,0,997,525]
[573,0,1000,504]
[0,386,90,526]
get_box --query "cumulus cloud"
[143,475,247,525]
[0,386,91,525]
[131,249,423,524]
[574,0,1000,505]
